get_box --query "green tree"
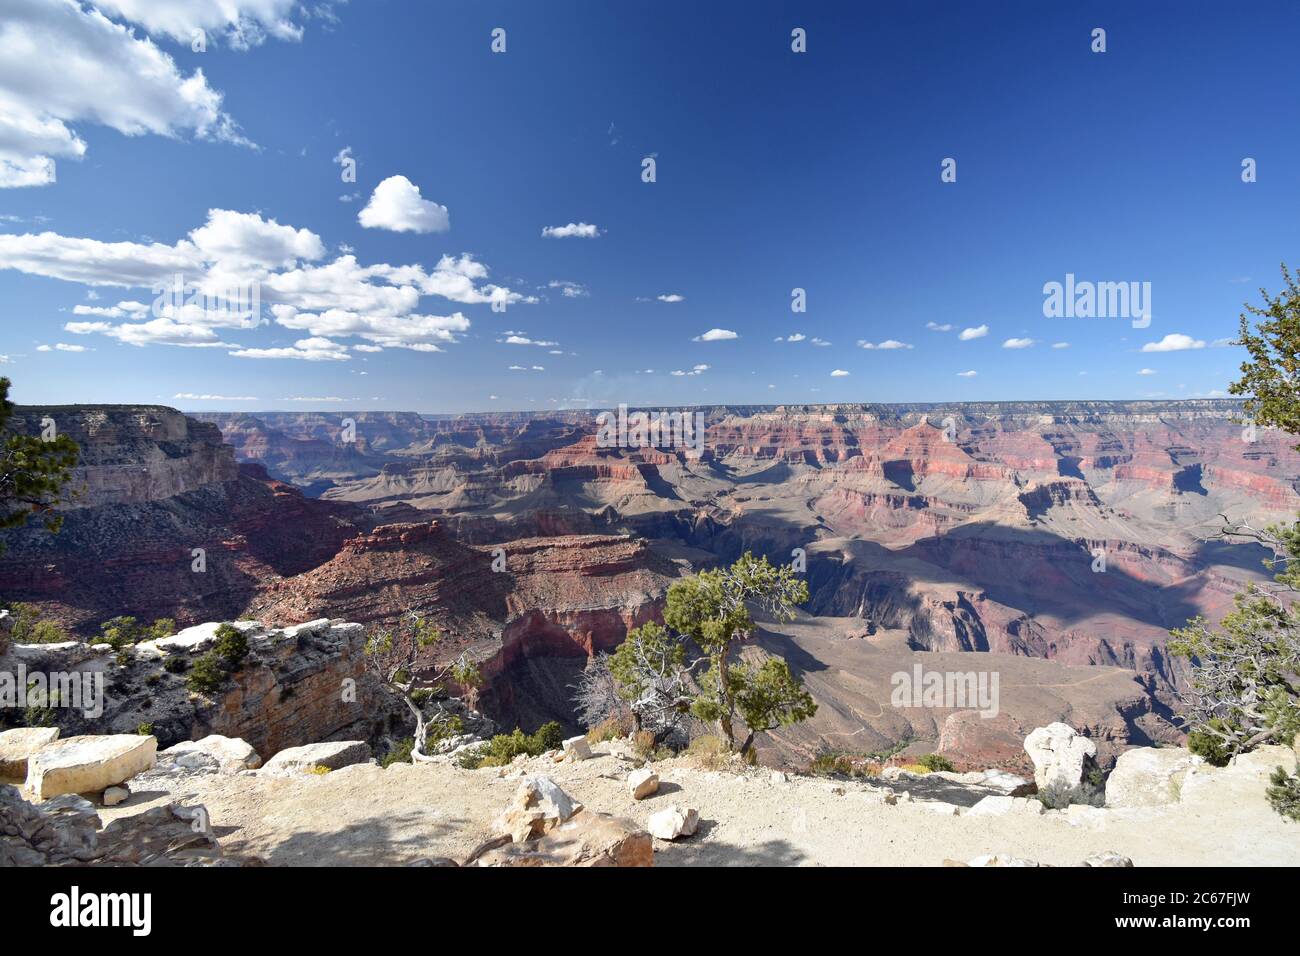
[1231,264,1300,443]
[663,552,813,754]
[1170,264,1300,816]
[0,376,79,553]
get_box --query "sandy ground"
[97,743,1300,867]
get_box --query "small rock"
[1081,850,1134,868]
[562,736,592,761]
[476,811,652,867]
[495,776,581,842]
[647,804,699,841]
[101,786,129,807]
[770,771,788,784]
[628,767,659,800]
[967,795,1045,817]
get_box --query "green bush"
[1187,726,1234,767]
[916,753,956,773]
[212,624,249,668]
[185,654,225,693]
[136,722,154,736]
[5,604,71,644]
[382,738,414,768]
[163,655,188,674]
[458,720,566,769]
[1267,763,1300,822]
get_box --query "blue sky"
[1,0,1297,413]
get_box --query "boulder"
[979,769,1035,796]
[966,795,1045,817]
[261,740,370,774]
[494,775,581,842]
[561,735,592,761]
[647,804,699,840]
[0,726,60,778]
[101,786,129,807]
[1024,722,1096,790]
[1105,747,1202,808]
[163,735,262,772]
[628,767,659,799]
[1082,851,1134,867]
[25,734,157,800]
[0,786,100,865]
[475,810,652,867]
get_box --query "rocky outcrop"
[25,734,157,800]
[1105,747,1205,808]
[1024,723,1097,790]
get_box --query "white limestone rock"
[0,726,60,778]
[25,734,157,800]
[1024,722,1096,790]
[647,804,699,841]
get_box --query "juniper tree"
[0,376,79,554]
[663,552,815,754]
[1170,265,1300,812]
[364,613,481,762]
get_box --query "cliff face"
[0,406,369,632]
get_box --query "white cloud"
[926,322,953,332]
[1138,368,1157,375]
[830,369,850,377]
[1002,337,1034,349]
[36,342,88,352]
[548,280,588,298]
[782,333,806,342]
[858,339,912,350]
[1051,342,1070,349]
[90,0,306,49]
[657,294,684,303]
[957,370,977,377]
[693,328,737,341]
[229,336,350,361]
[541,222,599,239]
[174,392,259,401]
[1140,333,1206,352]
[281,395,346,402]
[671,364,709,377]
[959,324,988,341]
[499,333,558,347]
[0,0,252,187]
[358,175,449,233]
[811,337,831,347]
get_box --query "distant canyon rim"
[3,399,1294,771]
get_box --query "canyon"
[3,400,1296,770]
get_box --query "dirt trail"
[102,743,1300,867]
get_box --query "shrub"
[1034,768,1106,809]
[916,753,956,773]
[425,714,464,750]
[305,765,330,776]
[1267,763,1300,821]
[458,720,568,769]
[185,654,225,693]
[136,722,153,736]
[586,714,632,743]
[1187,725,1234,767]
[163,655,188,674]
[5,604,71,644]
[212,624,249,668]
[382,738,414,768]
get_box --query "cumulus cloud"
[957,370,977,377]
[230,336,350,361]
[858,339,912,350]
[174,392,259,401]
[926,322,953,332]
[36,342,88,352]
[958,324,988,340]
[498,333,558,347]
[358,175,449,233]
[1051,342,1070,349]
[657,294,684,303]
[1002,337,1034,349]
[0,0,252,187]
[830,369,850,377]
[693,328,737,341]
[1141,333,1206,352]
[1138,368,1157,375]
[671,364,710,377]
[541,222,599,239]
[90,0,306,49]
